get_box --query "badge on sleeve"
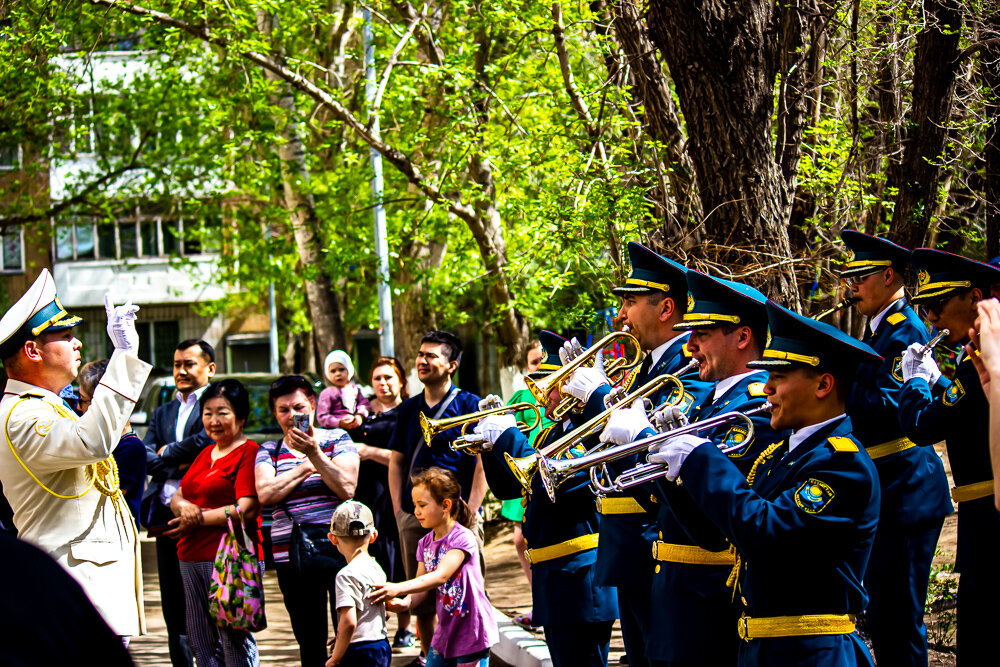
[891,355,903,382]
[667,388,696,415]
[723,424,752,457]
[943,379,965,406]
[795,478,835,514]
[34,419,55,436]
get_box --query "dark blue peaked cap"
[530,330,567,378]
[911,248,1000,303]
[749,300,882,372]
[839,229,912,278]
[612,242,688,299]
[674,270,767,331]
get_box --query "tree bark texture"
[604,0,703,234]
[983,8,1000,260]
[257,11,348,361]
[646,1,798,305]
[888,0,964,249]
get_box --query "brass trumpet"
[504,361,697,494]
[525,331,643,420]
[811,297,858,320]
[419,402,542,453]
[587,403,773,496]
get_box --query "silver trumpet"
[920,329,949,355]
[586,403,774,496]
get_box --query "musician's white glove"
[563,349,611,403]
[478,394,504,411]
[104,293,140,353]
[599,401,652,445]
[464,413,517,447]
[652,404,689,432]
[558,337,586,365]
[647,434,710,482]
[901,341,942,387]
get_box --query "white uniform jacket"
[0,349,152,636]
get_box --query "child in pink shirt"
[369,468,497,666]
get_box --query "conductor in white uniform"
[0,269,152,638]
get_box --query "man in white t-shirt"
[327,500,391,667]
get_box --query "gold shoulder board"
[747,382,766,397]
[886,313,906,325]
[828,436,858,453]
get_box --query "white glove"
[602,385,628,409]
[599,401,653,445]
[901,341,942,387]
[478,394,504,410]
[563,349,610,402]
[104,293,140,353]
[647,434,711,482]
[558,337,586,365]
[652,404,689,432]
[464,413,518,446]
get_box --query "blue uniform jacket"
[899,353,998,574]
[846,299,951,526]
[643,371,782,664]
[584,333,712,589]
[482,424,619,627]
[682,415,879,667]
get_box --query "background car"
[129,373,325,442]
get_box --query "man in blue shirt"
[388,330,484,666]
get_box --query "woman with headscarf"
[316,350,372,431]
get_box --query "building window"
[0,144,20,170]
[0,226,24,274]
[226,333,271,373]
[106,320,178,372]
[53,213,216,261]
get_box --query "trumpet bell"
[504,452,538,491]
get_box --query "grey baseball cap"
[330,500,375,537]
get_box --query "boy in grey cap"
[326,501,391,667]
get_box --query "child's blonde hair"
[411,467,476,529]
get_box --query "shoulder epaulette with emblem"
[747,382,766,397]
[886,312,906,326]
[827,436,858,453]
[682,345,693,358]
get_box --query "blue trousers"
[544,621,613,667]
[618,586,651,667]
[340,639,391,667]
[864,517,943,667]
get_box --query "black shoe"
[402,656,426,667]
[618,655,629,665]
[393,628,417,651]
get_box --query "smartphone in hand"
[292,412,311,433]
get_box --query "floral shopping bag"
[208,506,267,632]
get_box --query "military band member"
[0,270,152,638]
[835,230,952,667]
[470,331,618,667]
[601,271,779,666]
[897,249,1000,663]
[560,242,709,667]
[645,301,882,666]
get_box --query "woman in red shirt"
[167,379,261,667]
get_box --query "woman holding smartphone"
[253,375,360,667]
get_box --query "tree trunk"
[257,11,348,359]
[983,9,1000,260]
[888,0,964,249]
[646,1,798,305]
[603,0,703,236]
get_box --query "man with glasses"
[898,249,1000,663]
[837,231,951,667]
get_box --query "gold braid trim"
[727,440,786,594]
